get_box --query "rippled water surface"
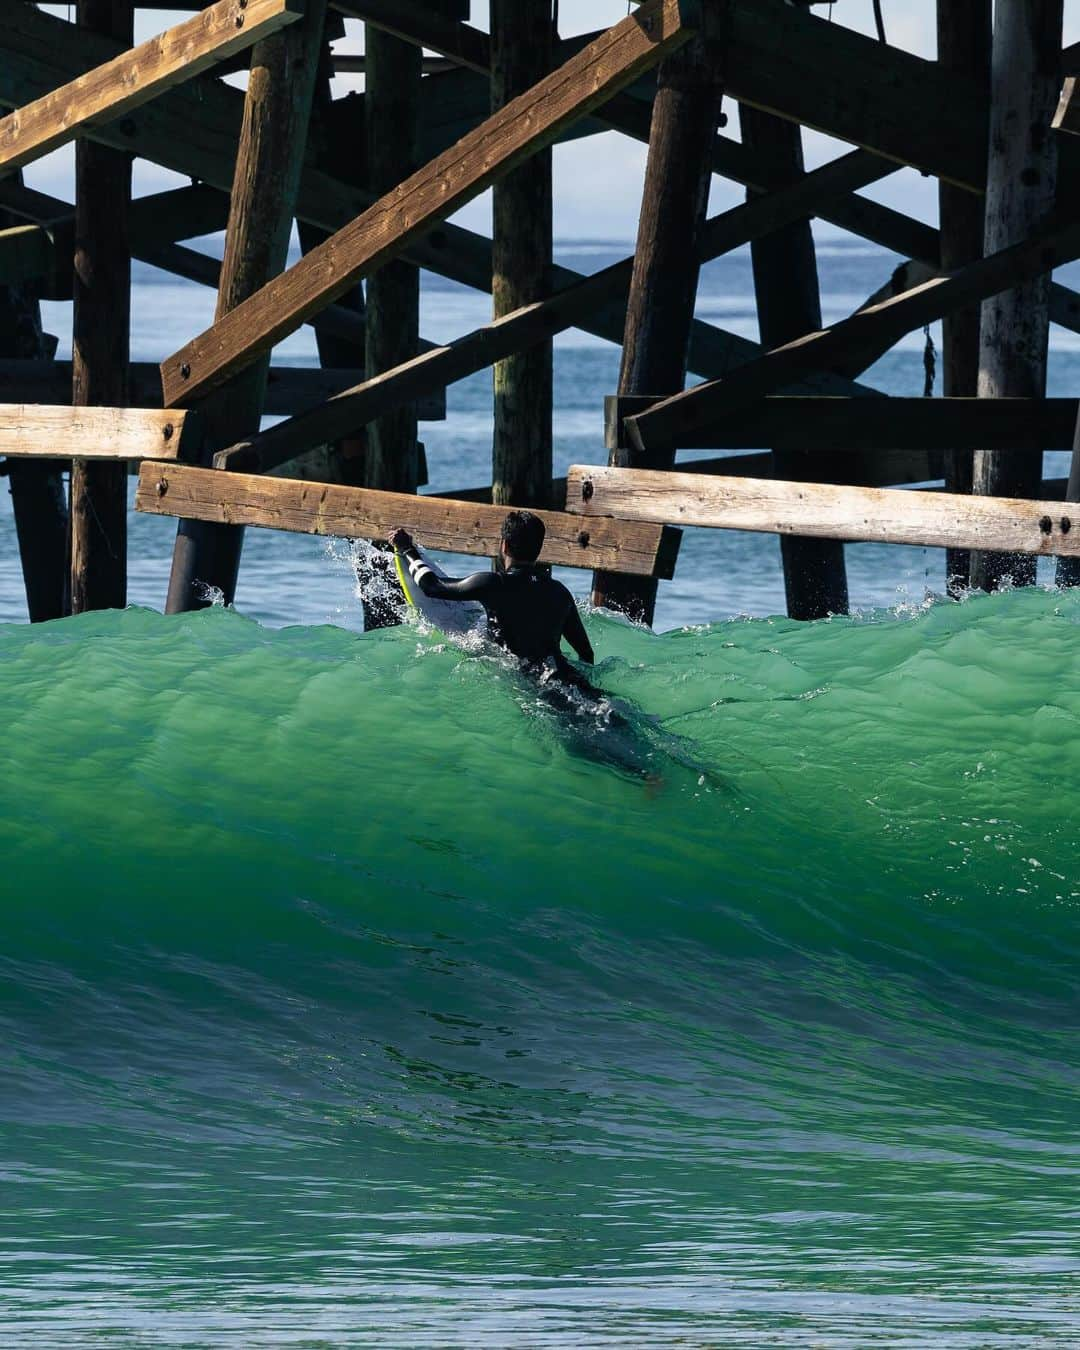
[2,591,1078,1345]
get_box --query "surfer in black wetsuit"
[389,511,595,686]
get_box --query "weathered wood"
[159,0,698,407]
[138,464,682,578]
[70,0,132,616]
[0,405,194,459]
[1053,75,1079,133]
[364,24,422,496]
[0,0,301,175]
[741,104,847,621]
[0,359,442,421]
[607,395,1079,451]
[592,30,723,624]
[1057,409,1080,584]
[938,0,991,592]
[566,466,1080,559]
[0,192,67,623]
[625,214,1080,452]
[490,0,553,509]
[0,3,853,388]
[165,0,328,612]
[971,0,1064,591]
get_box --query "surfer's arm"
[400,547,496,603]
[562,604,594,664]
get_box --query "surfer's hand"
[389,527,413,551]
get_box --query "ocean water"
[1,591,1079,1345]
[2,240,1080,1344]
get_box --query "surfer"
[389,511,596,687]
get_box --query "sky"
[28,2,1080,241]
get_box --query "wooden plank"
[0,360,441,420]
[1053,76,1080,134]
[0,405,194,460]
[136,463,682,577]
[0,0,302,174]
[625,215,1080,452]
[565,466,1080,559]
[491,0,554,509]
[607,395,1079,451]
[159,0,698,406]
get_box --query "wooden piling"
[937,0,991,595]
[970,0,1063,591]
[0,196,67,623]
[590,33,724,624]
[69,0,132,616]
[740,104,848,621]
[490,0,553,509]
[164,0,328,613]
[364,24,422,496]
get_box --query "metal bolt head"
[162,422,174,441]
[180,363,191,380]
[156,477,168,498]
[582,479,594,502]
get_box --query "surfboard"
[393,545,487,638]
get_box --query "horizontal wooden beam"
[0,360,443,421]
[160,0,697,406]
[0,0,302,175]
[565,466,1080,559]
[626,215,1080,451]
[606,395,1080,452]
[0,405,197,460]
[134,464,683,576]
[1053,77,1080,136]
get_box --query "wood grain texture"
[1053,75,1079,133]
[566,466,1080,559]
[625,215,1080,451]
[136,464,682,577]
[608,395,1079,451]
[0,0,301,173]
[972,0,1064,591]
[159,0,696,406]
[0,404,193,459]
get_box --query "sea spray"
[1,589,1078,1344]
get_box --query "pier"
[1,0,1079,622]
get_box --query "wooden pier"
[1,0,1079,622]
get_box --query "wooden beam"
[165,0,329,612]
[491,0,554,509]
[0,0,302,174]
[741,103,847,621]
[70,0,133,616]
[136,463,682,577]
[592,29,723,624]
[0,405,194,460]
[565,466,1080,559]
[972,0,1063,592]
[625,215,1080,452]
[937,0,991,593]
[0,360,442,421]
[606,395,1079,451]
[159,0,698,406]
[1053,76,1080,133]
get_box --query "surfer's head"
[501,511,545,566]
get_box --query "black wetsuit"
[400,548,594,682]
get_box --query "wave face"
[2,591,1079,1346]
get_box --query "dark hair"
[500,510,545,563]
